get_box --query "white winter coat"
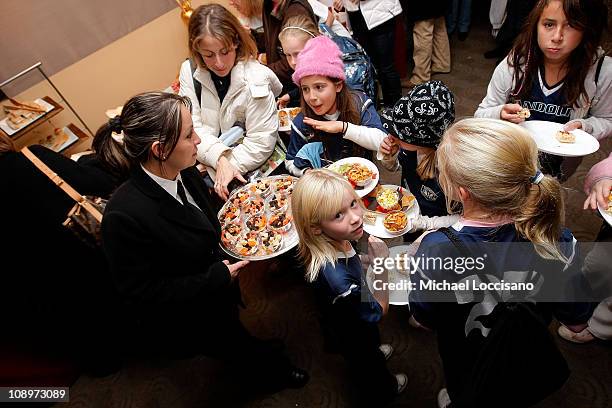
[475,51,612,140]
[346,0,402,30]
[179,59,283,179]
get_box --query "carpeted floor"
[60,5,612,408]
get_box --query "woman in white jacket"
[179,4,282,199]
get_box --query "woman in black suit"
[98,91,308,389]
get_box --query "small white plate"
[362,185,420,239]
[278,108,300,132]
[598,203,612,227]
[329,156,380,198]
[366,244,419,306]
[520,120,599,157]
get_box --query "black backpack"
[438,228,570,408]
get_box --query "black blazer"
[101,165,232,329]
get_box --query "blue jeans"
[446,0,472,33]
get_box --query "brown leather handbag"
[22,146,106,248]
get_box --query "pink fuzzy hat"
[292,36,346,85]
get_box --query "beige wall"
[11,0,232,153]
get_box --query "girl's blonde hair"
[416,149,437,181]
[278,15,318,44]
[291,169,364,282]
[437,118,566,261]
[188,4,257,70]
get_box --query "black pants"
[319,300,397,405]
[122,284,293,386]
[348,12,402,107]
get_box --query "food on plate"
[363,212,377,225]
[9,98,45,112]
[273,176,295,194]
[401,194,416,209]
[6,111,29,129]
[260,229,283,254]
[517,107,531,119]
[279,108,302,129]
[383,211,408,234]
[268,212,292,232]
[267,193,289,213]
[289,107,301,118]
[346,163,374,186]
[331,162,375,187]
[234,231,260,256]
[231,190,251,207]
[220,203,241,223]
[249,179,271,196]
[221,223,243,245]
[243,197,265,216]
[376,187,401,212]
[278,109,290,128]
[38,128,70,151]
[555,130,576,143]
[246,214,267,232]
[607,190,612,214]
[3,98,48,130]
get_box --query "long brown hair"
[509,0,608,107]
[188,4,258,69]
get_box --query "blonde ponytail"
[416,149,437,181]
[515,175,566,261]
[437,118,567,262]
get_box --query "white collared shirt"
[140,165,202,210]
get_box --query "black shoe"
[484,46,508,59]
[283,367,310,388]
[458,31,468,41]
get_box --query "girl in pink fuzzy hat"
[285,36,395,177]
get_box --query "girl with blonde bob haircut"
[409,117,593,407]
[179,4,282,201]
[291,169,407,402]
[292,169,364,282]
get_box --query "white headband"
[280,26,317,38]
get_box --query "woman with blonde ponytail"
[408,118,593,408]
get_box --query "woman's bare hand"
[223,259,250,279]
[215,156,246,200]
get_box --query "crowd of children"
[7,0,612,406]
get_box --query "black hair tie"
[108,116,122,133]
